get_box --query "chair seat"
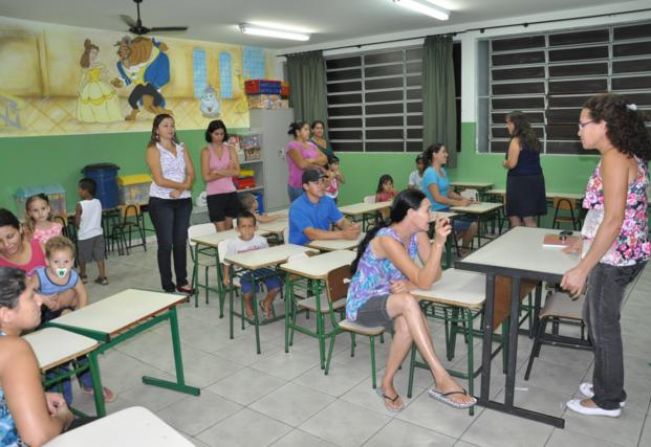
[338,319,385,336]
[540,292,584,320]
[298,296,346,313]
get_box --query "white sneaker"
[579,383,626,407]
[566,399,621,417]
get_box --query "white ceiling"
[0,0,645,50]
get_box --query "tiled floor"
[72,244,651,446]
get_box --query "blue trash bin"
[82,163,120,209]
[254,192,264,214]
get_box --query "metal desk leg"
[142,307,201,396]
[480,273,496,402]
[87,352,107,417]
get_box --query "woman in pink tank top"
[0,209,47,277]
[200,120,241,231]
[285,121,328,202]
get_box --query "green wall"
[0,128,244,216]
[1,122,598,216]
[336,122,599,205]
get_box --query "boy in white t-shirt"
[75,178,108,285]
[408,154,426,190]
[222,211,281,319]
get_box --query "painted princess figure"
[76,39,122,123]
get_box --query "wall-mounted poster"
[0,16,275,137]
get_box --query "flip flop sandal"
[376,388,405,413]
[94,277,109,286]
[80,274,88,284]
[259,301,272,319]
[428,388,477,409]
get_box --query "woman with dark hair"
[286,121,328,202]
[502,111,547,227]
[146,114,195,294]
[309,120,335,161]
[0,209,47,277]
[421,144,478,255]
[200,119,240,231]
[562,93,650,418]
[0,266,74,445]
[346,189,477,412]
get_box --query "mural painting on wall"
[0,17,273,137]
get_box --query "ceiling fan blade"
[120,14,137,28]
[149,26,189,32]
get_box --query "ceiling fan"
[120,0,188,35]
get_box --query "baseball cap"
[302,169,325,184]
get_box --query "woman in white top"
[146,114,195,294]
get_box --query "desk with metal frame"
[190,229,270,314]
[456,227,580,428]
[339,201,391,230]
[24,328,104,417]
[450,202,503,248]
[307,233,365,252]
[46,289,200,416]
[280,250,357,369]
[224,243,317,354]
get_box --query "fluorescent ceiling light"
[393,0,450,21]
[239,24,310,41]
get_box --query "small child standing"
[239,193,278,224]
[25,193,63,245]
[325,156,344,203]
[408,154,426,191]
[222,211,281,319]
[75,178,108,285]
[34,236,115,404]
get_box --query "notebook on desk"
[543,234,580,247]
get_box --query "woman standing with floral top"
[562,93,650,418]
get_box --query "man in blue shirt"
[289,169,360,245]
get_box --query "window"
[478,21,651,155]
[325,45,461,153]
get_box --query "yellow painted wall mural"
[0,16,275,136]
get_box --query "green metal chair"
[188,223,223,315]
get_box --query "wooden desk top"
[225,244,317,270]
[339,201,392,216]
[411,269,486,310]
[450,202,503,214]
[49,289,187,337]
[257,219,288,235]
[457,227,580,278]
[44,406,193,446]
[486,189,583,201]
[449,181,494,190]
[430,211,458,222]
[546,191,584,200]
[191,229,270,248]
[307,233,366,251]
[24,328,99,371]
[281,250,356,280]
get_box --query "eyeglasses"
[578,120,596,130]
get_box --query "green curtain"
[422,35,457,167]
[286,51,328,125]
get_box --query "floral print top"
[0,333,25,447]
[346,227,419,321]
[581,156,650,266]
